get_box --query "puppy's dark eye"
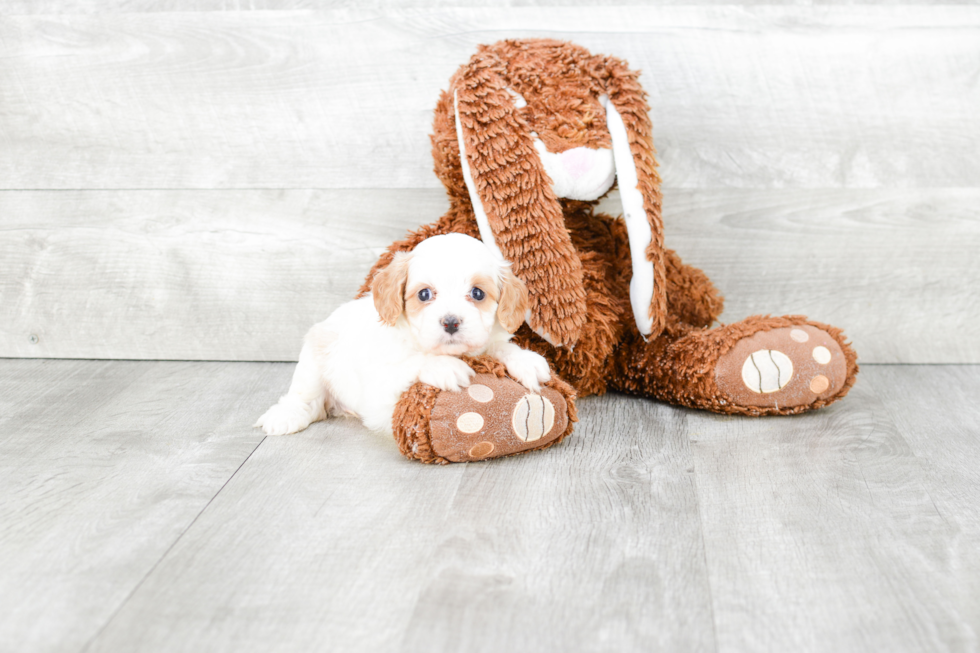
[470,287,485,301]
[417,288,432,302]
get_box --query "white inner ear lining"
[506,87,527,108]
[602,95,656,338]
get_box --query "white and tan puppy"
[255,233,551,436]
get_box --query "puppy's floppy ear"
[371,252,412,327]
[496,264,529,334]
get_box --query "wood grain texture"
[3,359,979,652]
[1,8,978,189]
[688,378,979,652]
[5,0,976,13]
[0,189,449,361]
[81,414,469,652]
[862,365,980,643]
[2,187,977,363]
[84,393,715,653]
[0,359,281,653]
[646,188,980,365]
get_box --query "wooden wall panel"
[0,8,977,190]
[2,187,976,363]
[646,188,980,365]
[0,189,447,361]
[3,1,972,14]
[1,6,976,362]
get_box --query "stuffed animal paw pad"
[428,374,568,462]
[715,325,848,410]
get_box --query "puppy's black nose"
[441,315,461,335]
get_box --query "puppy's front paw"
[419,357,476,392]
[504,350,551,392]
[254,402,314,436]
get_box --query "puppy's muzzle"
[441,315,461,335]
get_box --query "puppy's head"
[371,233,528,356]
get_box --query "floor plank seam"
[76,435,268,653]
[687,451,721,653]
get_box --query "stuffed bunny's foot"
[427,374,567,461]
[393,360,577,464]
[715,324,850,411]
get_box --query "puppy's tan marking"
[404,282,433,321]
[496,266,529,333]
[372,253,412,326]
[469,273,498,303]
[469,273,499,320]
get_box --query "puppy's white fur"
[255,234,551,436]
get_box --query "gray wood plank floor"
[2,360,977,652]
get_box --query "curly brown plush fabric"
[368,38,858,423]
[393,355,578,464]
[610,315,859,416]
[452,47,590,347]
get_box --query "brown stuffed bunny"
[361,39,858,463]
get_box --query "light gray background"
[2,5,977,362]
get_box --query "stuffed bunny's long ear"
[453,90,503,261]
[452,50,588,347]
[601,66,668,340]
